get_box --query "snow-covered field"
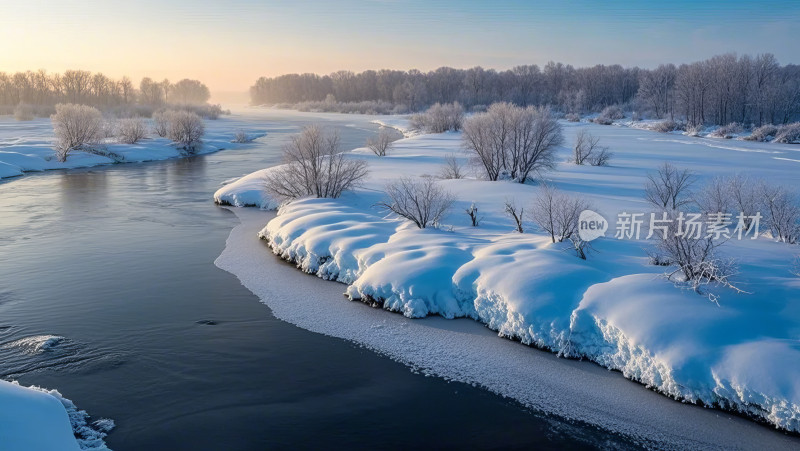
[216,117,800,436]
[0,114,263,180]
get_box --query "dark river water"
[0,110,635,450]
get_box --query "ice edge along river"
[215,207,800,451]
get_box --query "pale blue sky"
[1,0,798,91]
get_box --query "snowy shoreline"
[0,116,259,181]
[215,115,800,439]
[217,207,800,449]
[0,379,112,450]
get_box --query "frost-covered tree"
[117,117,147,144]
[165,111,205,151]
[409,102,464,133]
[760,183,800,244]
[265,125,368,200]
[376,177,454,229]
[51,103,104,162]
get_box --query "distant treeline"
[250,53,800,126]
[0,70,212,116]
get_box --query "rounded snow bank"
[0,380,113,450]
[256,196,800,434]
[213,167,280,209]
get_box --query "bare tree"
[504,199,524,233]
[265,125,368,200]
[439,153,465,179]
[529,184,588,244]
[117,117,147,144]
[760,183,800,244]
[366,128,394,156]
[463,103,563,182]
[573,129,611,165]
[376,177,454,229]
[644,162,695,210]
[166,111,205,152]
[51,103,104,162]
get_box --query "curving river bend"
[0,110,639,450]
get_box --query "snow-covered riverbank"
[216,118,800,436]
[0,115,264,180]
[0,380,112,450]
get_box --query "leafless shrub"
[760,183,800,244]
[51,103,104,162]
[116,117,147,144]
[100,119,117,139]
[166,111,205,151]
[152,110,170,137]
[439,154,465,179]
[530,184,589,245]
[685,123,704,137]
[465,203,481,226]
[651,119,684,133]
[644,162,695,210]
[744,124,778,142]
[376,176,454,229]
[366,128,395,156]
[529,185,594,259]
[573,129,612,166]
[265,125,368,200]
[565,113,580,122]
[463,103,563,182]
[729,173,761,230]
[504,199,524,233]
[588,147,613,166]
[232,130,255,143]
[695,176,733,215]
[649,210,744,303]
[410,102,464,133]
[774,122,800,144]
[594,105,624,125]
[14,103,34,121]
[710,122,743,139]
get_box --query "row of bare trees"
[0,70,211,112]
[637,53,800,126]
[250,54,800,125]
[251,63,639,111]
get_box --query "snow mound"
[0,380,113,451]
